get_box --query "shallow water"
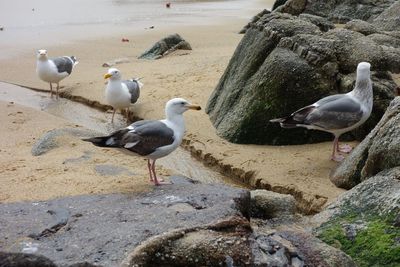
[0,0,272,59]
[0,82,247,187]
[1,0,260,29]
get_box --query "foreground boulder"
[138,34,192,60]
[0,176,249,266]
[122,215,356,267]
[0,252,100,267]
[121,216,252,267]
[330,97,400,188]
[206,12,399,144]
[0,252,57,267]
[314,167,400,266]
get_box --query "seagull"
[104,68,143,123]
[83,98,201,185]
[36,49,78,99]
[270,62,373,162]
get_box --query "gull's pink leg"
[111,109,116,123]
[151,159,171,185]
[148,159,154,182]
[331,136,344,162]
[56,83,60,100]
[338,144,353,153]
[50,83,53,98]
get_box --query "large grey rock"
[0,176,249,266]
[330,97,400,188]
[239,9,271,34]
[250,190,296,219]
[373,0,400,31]
[138,34,191,60]
[206,12,399,145]
[300,0,396,23]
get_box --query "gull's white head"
[104,68,122,80]
[165,98,201,116]
[37,49,48,60]
[357,62,371,78]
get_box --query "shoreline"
[0,0,269,60]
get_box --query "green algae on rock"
[318,215,400,267]
[314,167,400,266]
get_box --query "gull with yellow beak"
[83,98,201,185]
[104,68,143,123]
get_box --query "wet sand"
[0,0,348,212]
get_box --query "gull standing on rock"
[83,98,201,185]
[270,62,373,161]
[36,49,78,99]
[104,68,143,123]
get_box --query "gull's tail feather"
[270,106,314,129]
[82,135,118,147]
[270,117,299,129]
[132,77,144,89]
[70,56,79,66]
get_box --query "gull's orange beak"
[186,104,201,111]
[104,73,112,79]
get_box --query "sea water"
[0,0,272,59]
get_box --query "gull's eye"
[181,102,185,105]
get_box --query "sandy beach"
[0,0,346,213]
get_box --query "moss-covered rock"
[314,167,400,266]
[318,215,400,267]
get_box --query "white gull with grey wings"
[104,68,143,123]
[270,62,373,161]
[36,49,78,99]
[83,98,201,185]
